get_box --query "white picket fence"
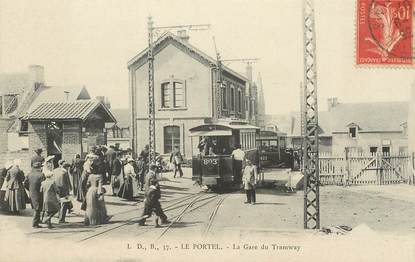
[318,152,413,186]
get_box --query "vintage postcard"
[0,0,414,261]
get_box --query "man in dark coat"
[110,152,122,196]
[25,162,45,228]
[53,160,72,223]
[31,148,45,168]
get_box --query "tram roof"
[189,123,259,136]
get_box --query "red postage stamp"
[356,0,413,66]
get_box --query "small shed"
[21,100,116,164]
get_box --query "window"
[20,121,28,132]
[161,80,186,109]
[164,126,180,154]
[222,83,227,110]
[230,86,235,111]
[173,82,184,108]
[161,82,171,108]
[238,89,242,112]
[349,127,357,138]
[0,96,2,116]
[382,146,390,156]
[369,147,377,155]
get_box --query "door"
[46,121,63,168]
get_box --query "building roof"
[329,101,408,133]
[21,100,116,122]
[127,31,248,83]
[105,108,130,129]
[0,73,30,95]
[265,101,408,137]
[27,85,91,113]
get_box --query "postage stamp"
[356,0,413,66]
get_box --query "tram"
[189,121,260,190]
[257,130,287,168]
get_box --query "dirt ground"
[0,168,414,261]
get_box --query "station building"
[128,31,260,159]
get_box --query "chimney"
[327,97,339,111]
[177,30,190,42]
[28,65,44,84]
[246,64,253,82]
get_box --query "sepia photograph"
[0,0,414,261]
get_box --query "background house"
[105,108,131,150]
[264,98,408,155]
[128,31,260,158]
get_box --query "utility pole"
[302,0,320,229]
[146,17,209,163]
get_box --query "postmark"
[356,0,413,66]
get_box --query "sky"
[0,0,414,114]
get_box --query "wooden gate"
[319,152,412,185]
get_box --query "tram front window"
[197,136,232,156]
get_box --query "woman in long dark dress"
[79,154,96,209]
[4,160,27,214]
[117,158,135,200]
[84,170,110,225]
[0,161,12,210]
[70,154,83,201]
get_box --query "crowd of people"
[0,143,179,229]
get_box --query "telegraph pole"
[302,0,320,229]
[147,16,156,163]
[146,17,209,163]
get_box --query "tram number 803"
[202,158,219,175]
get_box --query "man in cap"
[25,162,45,228]
[138,163,169,226]
[31,148,45,168]
[54,160,72,223]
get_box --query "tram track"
[152,193,230,240]
[25,191,205,240]
[202,195,228,236]
[76,191,207,242]
[26,189,232,242]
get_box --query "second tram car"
[190,121,260,190]
[257,130,287,168]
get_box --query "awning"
[189,130,232,137]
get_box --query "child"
[138,179,168,227]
